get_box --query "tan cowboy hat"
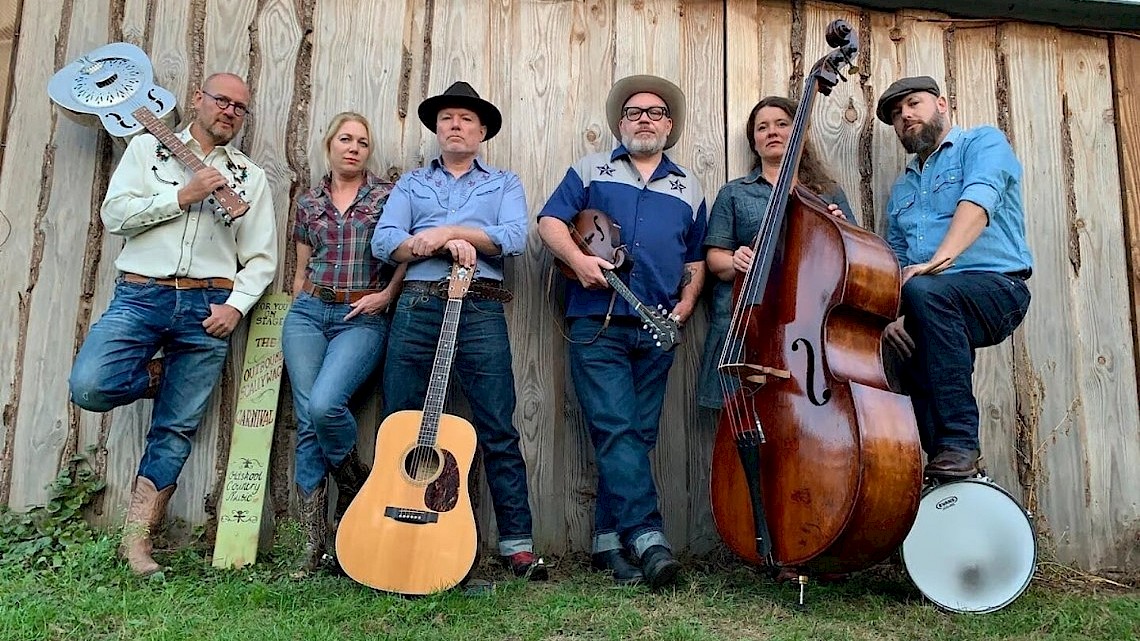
[417,81,503,140]
[605,74,686,150]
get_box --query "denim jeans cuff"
[498,537,534,556]
[630,529,669,558]
[591,531,622,554]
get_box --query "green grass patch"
[1,527,1136,641]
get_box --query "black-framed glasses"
[622,106,669,122]
[201,91,249,117]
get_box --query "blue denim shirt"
[371,156,528,281]
[885,125,1032,274]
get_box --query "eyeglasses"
[622,106,669,122]
[201,91,249,117]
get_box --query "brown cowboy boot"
[119,476,176,576]
[291,482,329,578]
[331,448,370,521]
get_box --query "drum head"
[901,478,1036,613]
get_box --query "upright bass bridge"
[718,362,792,387]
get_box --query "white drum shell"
[901,477,1036,613]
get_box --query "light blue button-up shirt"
[371,156,528,281]
[885,125,1033,274]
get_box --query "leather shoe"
[591,549,643,586]
[502,551,548,580]
[639,545,681,590]
[925,448,980,478]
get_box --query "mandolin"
[48,42,248,225]
[335,263,479,595]
[556,208,680,350]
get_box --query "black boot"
[292,482,328,578]
[591,549,644,586]
[640,545,682,590]
[331,448,370,520]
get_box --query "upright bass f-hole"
[791,338,831,406]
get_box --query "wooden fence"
[0,0,1136,575]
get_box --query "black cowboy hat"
[417,81,503,141]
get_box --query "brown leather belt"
[403,279,513,304]
[304,282,387,304]
[121,273,234,290]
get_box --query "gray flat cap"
[876,76,940,124]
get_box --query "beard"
[622,131,666,156]
[900,112,946,155]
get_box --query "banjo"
[47,42,248,225]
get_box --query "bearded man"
[537,75,706,589]
[876,76,1033,479]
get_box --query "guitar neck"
[131,107,250,222]
[419,299,464,446]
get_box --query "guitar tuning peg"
[642,323,649,330]
[655,340,662,347]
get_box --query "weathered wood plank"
[0,0,67,505]
[1109,34,1140,573]
[7,0,109,510]
[946,25,1020,494]
[726,1,794,180]
[803,2,864,217]
[1057,31,1140,572]
[1003,23,1084,558]
[0,0,22,155]
[864,11,908,235]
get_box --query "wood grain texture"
[0,0,67,506]
[1057,31,1140,572]
[0,0,1135,571]
[948,25,1020,494]
[1003,23,1083,557]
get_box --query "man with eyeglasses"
[70,72,277,576]
[537,75,707,589]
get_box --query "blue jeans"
[568,317,675,558]
[69,279,231,490]
[282,292,389,494]
[383,291,534,555]
[899,271,1031,455]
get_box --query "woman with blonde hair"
[282,111,404,574]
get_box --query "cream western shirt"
[101,129,278,315]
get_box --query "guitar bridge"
[384,506,440,525]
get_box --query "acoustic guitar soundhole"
[404,445,442,482]
[424,450,461,513]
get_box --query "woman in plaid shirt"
[282,112,404,575]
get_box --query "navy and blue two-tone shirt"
[540,145,708,318]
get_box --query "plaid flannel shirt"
[295,170,395,289]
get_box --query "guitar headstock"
[447,264,474,300]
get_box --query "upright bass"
[709,20,923,575]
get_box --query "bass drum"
[901,477,1036,613]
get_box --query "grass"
[1,525,1136,641]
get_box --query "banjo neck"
[132,106,249,224]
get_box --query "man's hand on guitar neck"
[178,167,230,209]
[567,253,614,290]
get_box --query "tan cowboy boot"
[119,476,176,576]
[291,482,329,578]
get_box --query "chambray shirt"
[540,145,707,318]
[371,156,528,282]
[885,125,1033,274]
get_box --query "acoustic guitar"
[335,264,479,595]
[47,42,248,225]
[556,208,680,350]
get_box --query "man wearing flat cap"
[537,75,707,589]
[876,75,1033,479]
[371,81,545,579]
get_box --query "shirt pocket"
[931,165,963,214]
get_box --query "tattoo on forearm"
[680,266,694,289]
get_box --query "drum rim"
[901,476,1037,614]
